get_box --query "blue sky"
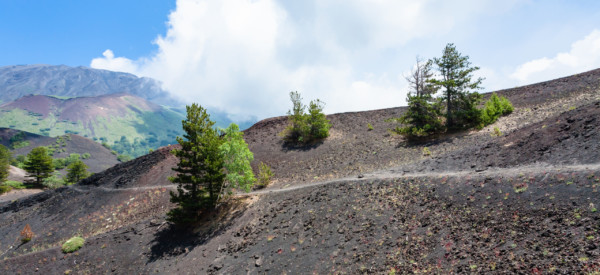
[2,0,600,121]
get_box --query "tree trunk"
[446,88,453,128]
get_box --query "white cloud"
[91,50,138,73]
[91,0,522,121]
[511,29,600,85]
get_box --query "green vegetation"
[480,93,513,127]
[24,147,54,185]
[82,152,91,159]
[52,153,81,170]
[431,43,484,130]
[43,171,65,189]
[117,154,133,162]
[3,180,27,189]
[9,132,30,149]
[219,123,256,197]
[0,185,12,195]
[391,44,513,139]
[65,160,90,185]
[367,123,374,131]
[282,91,331,144]
[168,104,226,224]
[61,236,85,253]
[0,103,184,158]
[0,144,9,183]
[388,58,443,139]
[168,104,257,224]
[257,162,274,188]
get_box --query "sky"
[2,0,600,122]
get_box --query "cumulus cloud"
[91,0,520,121]
[511,29,600,85]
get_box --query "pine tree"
[65,160,90,184]
[430,43,483,130]
[24,147,54,186]
[168,103,225,224]
[393,57,443,139]
[306,99,331,140]
[0,144,10,184]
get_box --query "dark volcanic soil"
[408,101,600,173]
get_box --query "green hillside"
[0,94,184,158]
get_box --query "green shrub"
[491,127,502,137]
[422,147,431,156]
[480,93,513,127]
[42,172,65,189]
[3,180,26,189]
[257,162,274,188]
[62,237,85,253]
[81,153,91,159]
[11,141,30,149]
[117,154,132,162]
[282,91,331,144]
[0,185,12,195]
[367,123,374,131]
[390,95,444,140]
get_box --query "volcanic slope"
[0,128,118,173]
[0,93,184,157]
[245,68,600,186]
[1,69,600,273]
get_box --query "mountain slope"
[0,128,119,173]
[0,64,177,106]
[0,93,184,157]
[0,69,600,273]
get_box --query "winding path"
[63,162,600,196]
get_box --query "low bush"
[0,185,12,195]
[256,162,274,188]
[62,236,85,253]
[3,180,26,189]
[42,172,65,189]
[480,93,513,127]
[20,224,34,243]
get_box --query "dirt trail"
[61,162,600,197]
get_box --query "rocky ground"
[1,69,600,274]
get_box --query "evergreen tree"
[168,103,225,224]
[430,43,484,130]
[285,91,308,142]
[24,147,54,185]
[65,160,90,184]
[306,99,331,140]
[218,123,256,200]
[283,91,331,143]
[394,57,443,138]
[0,144,10,183]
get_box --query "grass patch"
[62,237,85,253]
[2,180,26,189]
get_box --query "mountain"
[0,128,119,173]
[0,64,256,129]
[0,93,184,157]
[0,64,179,106]
[0,69,599,273]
